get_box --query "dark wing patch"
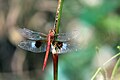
[51,41,80,54]
[18,40,46,53]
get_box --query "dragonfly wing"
[18,28,47,40]
[18,40,46,53]
[51,41,80,54]
[55,30,80,42]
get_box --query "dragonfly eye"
[35,41,42,48]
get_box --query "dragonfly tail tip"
[42,67,45,71]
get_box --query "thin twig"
[54,0,64,33]
[52,0,64,80]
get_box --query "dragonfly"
[18,0,80,71]
[18,28,80,71]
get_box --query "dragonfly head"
[49,29,55,36]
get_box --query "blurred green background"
[0,0,120,80]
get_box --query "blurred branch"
[91,52,120,80]
[111,58,120,80]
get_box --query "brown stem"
[54,0,64,33]
[52,54,58,80]
[52,0,64,80]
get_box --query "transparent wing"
[51,41,80,54]
[18,28,47,40]
[18,40,46,53]
[55,30,80,42]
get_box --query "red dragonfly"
[18,28,79,71]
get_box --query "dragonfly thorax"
[49,29,55,36]
[48,29,55,42]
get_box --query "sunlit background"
[0,0,120,80]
